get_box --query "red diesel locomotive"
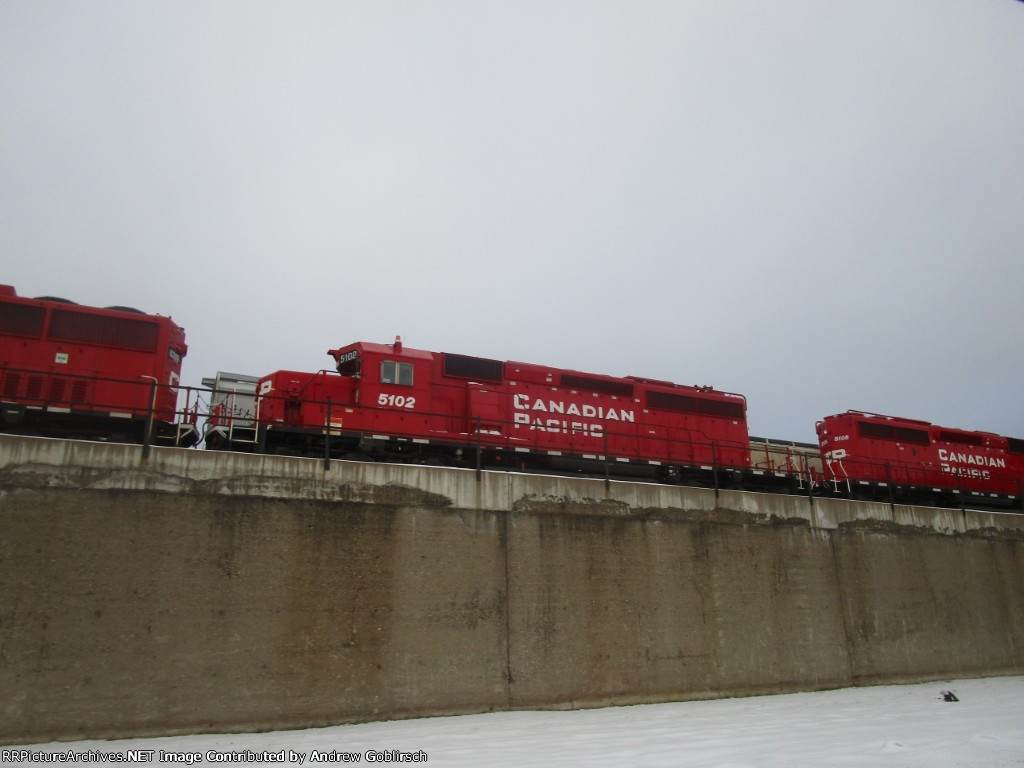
[817,411,1024,503]
[210,337,753,486]
[0,285,197,446]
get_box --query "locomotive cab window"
[381,360,413,386]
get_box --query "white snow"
[10,676,1024,767]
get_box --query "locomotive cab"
[330,338,433,428]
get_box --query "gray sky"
[2,1,1022,442]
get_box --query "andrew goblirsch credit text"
[1,749,428,764]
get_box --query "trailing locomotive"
[817,411,1024,506]
[0,285,197,446]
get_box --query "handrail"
[3,364,1018,499]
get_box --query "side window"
[381,360,414,386]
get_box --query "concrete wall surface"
[1,435,1022,744]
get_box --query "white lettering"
[509,394,633,437]
[938,448,1006,470]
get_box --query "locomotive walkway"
[1,434,1023,744]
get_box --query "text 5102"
[377,394,416,409]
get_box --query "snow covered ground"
[11,676,1024,767]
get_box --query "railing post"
[324,397,332,471]
[475,417,482,481]
[603,429,610,491]
[141,376,158,460]
[885,462,895,507]
[711,443,719,498]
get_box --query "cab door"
[361,353,431,438]
[467,384,504,435]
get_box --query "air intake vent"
[858,421,930,445]
[647,390,744,419]
[0,302,45,337]
[49,309,159,352]
[443,353,504,382]
[560,374,633,397]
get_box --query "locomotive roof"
[821,410,1017,442]
[330,339,743,400]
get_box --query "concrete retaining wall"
[1,435,1022,744]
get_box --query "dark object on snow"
[941,691,959,702]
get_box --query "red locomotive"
[213,337,751,484]
[0,285,196,446]
[817,411,1024,503]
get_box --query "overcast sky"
[2,1,1022,442]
